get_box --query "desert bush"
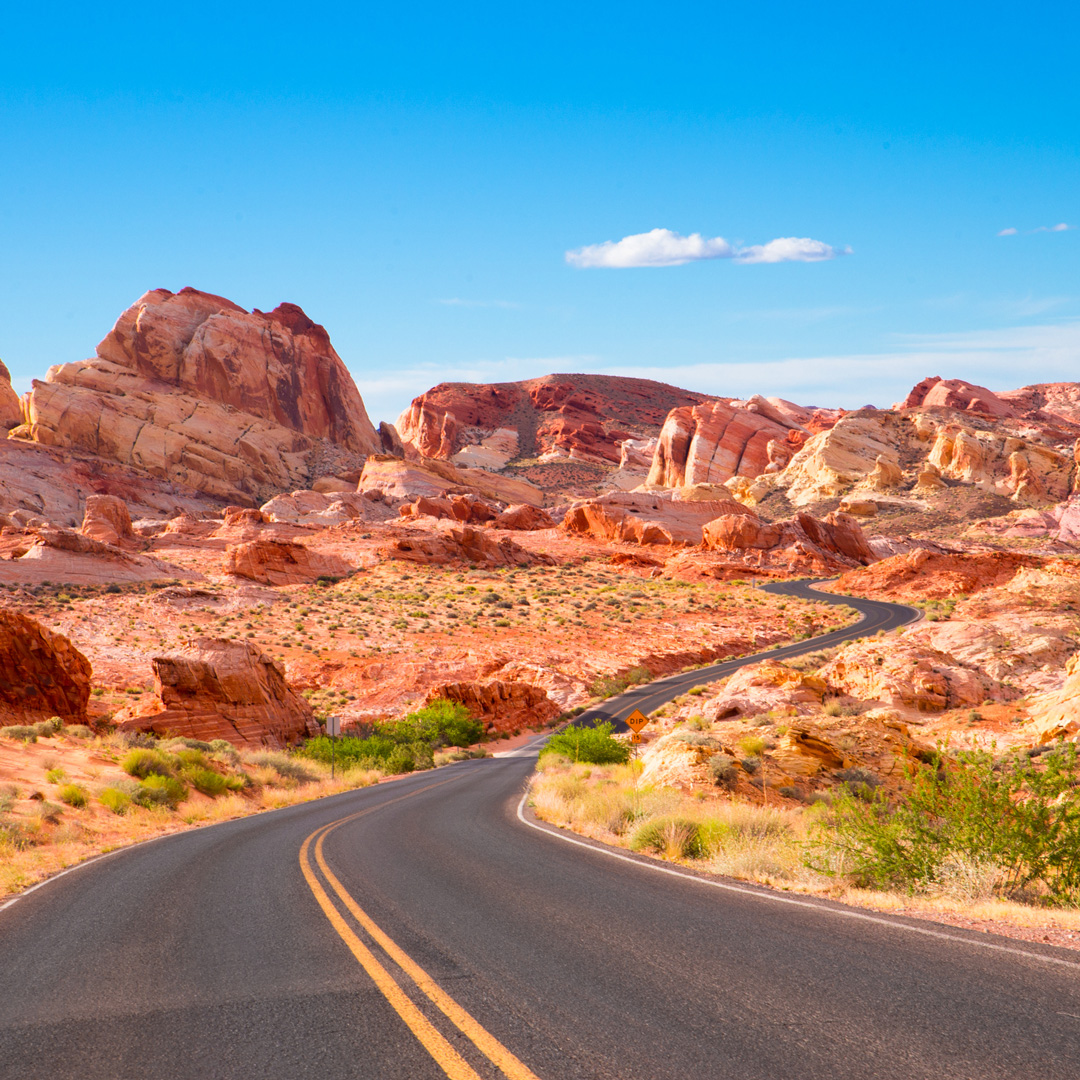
[65,725,93,739]
[738,734,766,757]
[122,748,175,779]
[807,745,1080,904]
[162,737,214,753]
[183,765,228,797]
[134,774,187,809]
[672,731,719,747]
[379,699,484,749]
[540,722,630,765]
[245,752,318,785]
[1,726,38,742]
[709,753,738,787]
[57,784,88,808]
[630,816,709,859]
[99,787,131,815]
[45,768,66,784]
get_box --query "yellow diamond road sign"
[625,709,649,733]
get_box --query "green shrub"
[183,765,228,797]
[380,699,484,749]
[122,748,174,779]
[162,737,214,753]
[134,774,187,809]
[540,722,630,765]
[65,725,94,739]
[57,784,88,808]
[99,787,131,815]
[45,768,66,784]
[808,745,1080,904]
[174,748,208,769]
[630,817,709,859]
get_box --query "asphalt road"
[577,577,921,730]
[4,583,1080,1079]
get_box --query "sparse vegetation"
[539,722,630,765]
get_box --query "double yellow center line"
[299,777,543,1080]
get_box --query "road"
[4,584,1080,1079]
[577,577,921,729]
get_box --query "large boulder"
[0,359,22,430]
[79,494,136,547]
[0,610,92,724]
[121,638,319,746]
[25,288,380,504]
[381,523,553,568]
[702,510,876,567]
[224,539,353,586]
[359,455,544,507]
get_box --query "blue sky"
[1,2,1077,425]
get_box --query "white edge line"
[515,788,1080,972]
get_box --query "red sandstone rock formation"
[381,524,553,567]
[493,504,556,530]
[560,491,754,547]
[396,373,711,465]
[829,548,1043,601]
[0,359,22,430]
[0,610,92,724]
[25,288,380,504]
[224,539,353,586]
[429,680,560,730]
[399,494,499,524]
[647,400,799,488]
[121,637,319,746]
[359,456,544,507]
[900,376,1017,418]
[79,494,136,547]
[701,510,876,568]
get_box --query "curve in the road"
[575,577,920,731]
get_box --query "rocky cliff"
[396,373,712,470]
[24,288,380,505]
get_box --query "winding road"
[3,582,1079,1080]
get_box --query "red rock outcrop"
[0,610,92,724]
[429,680,560,731]
[647,400,798,488]
[79,494,136,547]
[381,524,553,568]
[493,504,556,530]
[25,288,380,504]
[900,376,1017,418]
[1029,652,1080,742]
[121,637,319,746]
[702,510,876,568]
[0,359,22,430]
[830,549,1043,601]
[396,373,711,465]
[561,491,754,547]
[997,383,1080,427]
[399,494,498,524]
[224,539,353,586]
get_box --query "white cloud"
[565,228,849,269]
[997,227,1018,236]
[733,237,851,264]
[1033,222,1073,232]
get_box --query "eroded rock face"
[0,610,92,724]
[428,680,559,730]
[0,359,22,430]
[26,288,380,504]
[224,539,353,586]
[560,491,753,547]
[820,638,999,713]
[493,504,556,530]
[259,489,395,527]
[647,400,798,489]
[399,494,499,525]
[121,637,319,746]
[396,374,711,465]
[1029,653,1080,742]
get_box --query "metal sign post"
[327,714,341,778]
